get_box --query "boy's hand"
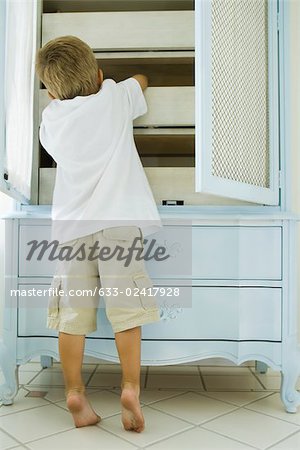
[132,74,148,91]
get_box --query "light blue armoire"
[1,0,300,413]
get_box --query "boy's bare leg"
[59,332,101,427]
[115,326,145,433]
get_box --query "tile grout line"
[19,368,46,386]
[191,389,276,408]
[140,389,191,406]
[85,364,99,387]
[197,365,207,390]
[146,400,239,427]
[243,401,300,427]
[138,425,199,449]
[43,387,107,406]
[143,366,149,389]
[21,424,82,447]
[197,423,261,450]
[11,445,30,450]
[249,367,269,390]
[99,418,195,448]
[198,403,300,432]
[4,366,297,449]
[0,423,26,448]
[0,400,59,418]
[265,427,300,450]
[98,419,159,447]
[198,404,247,427]
[142,390,192,407]
[48,393,124,420]
[55,390,211,425]
[21,385,299,432]
[142,421,260,450]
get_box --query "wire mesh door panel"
[195,0,279,205]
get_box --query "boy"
[35,35,162,432]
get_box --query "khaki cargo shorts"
[47,226,160,334]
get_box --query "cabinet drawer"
[17,284,56,337]
[145,226,282,280]
[17,284,281,342]
[144,286,282,341]
[19,225,282,280]
[192,226,282,280]
[19,225,56,277]
[17,284,112,338]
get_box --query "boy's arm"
[117,74,148,120]
[132,74,148,92]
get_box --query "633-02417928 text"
[10,286,181,298]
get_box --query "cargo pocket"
[133,272,157,311]
[47,276,62,321]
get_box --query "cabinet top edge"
[1,205,299,222]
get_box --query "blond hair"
[35,35,99,100]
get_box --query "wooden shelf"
[43,1,194,13]
[134,133,194,156]
[42,11,194,51]
[39,52,194,87]
[39,133,195,168]
[39,167,251,206]
[39,87,195,127]
[141,156,194,167]
[97,56,194,86]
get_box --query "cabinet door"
[0,0,40,203]
[195,0,279,205]
[0,1,5,195]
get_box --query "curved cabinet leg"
[255,361,268,374]
[40,356,53,369]
[0,339,18,406]
[281,347,300,413]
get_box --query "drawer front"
[18,284,56,337]
[17,284,281,342]
[19,225,282,280]
[191,226,282,280]
[143,286,282,341]
[19,225,57,277]
[17,284,112,338]
[146,226,282,280]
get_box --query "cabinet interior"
[43,1,194,13]
[39,53,195,169]
[38,0,252,206]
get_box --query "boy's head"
[35,35,103,100]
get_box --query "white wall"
[0,193,14,335]
[289,1,300,340]
[291,0,300,213]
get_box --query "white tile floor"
[0,359,299,450]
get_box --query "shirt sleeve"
[117,77,148,120]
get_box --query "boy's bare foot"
[66,390,101,428]
[121,382,144,433]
